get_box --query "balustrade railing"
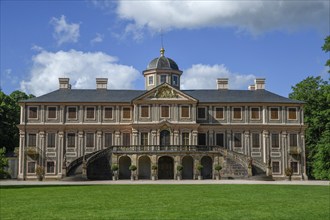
[111,145,222,153]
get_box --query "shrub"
[111,164,119,171]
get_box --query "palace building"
[17,48,307,181]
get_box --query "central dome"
[146,48,179,70]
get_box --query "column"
[192,130,198,145]
[39,131,45,167]
[115,131,121,145]
[132,130,138,145]
[78,131,84,157]
[58,131,64,178]
[173,130,179,145]
[97,131,102,150]
[244,131,250,156]
[262,130,269,164]
[301,133,308,180]
[18,131,25,180]
[151,130,157,145]
[282,131,288,172]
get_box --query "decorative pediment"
[149,85,178,99]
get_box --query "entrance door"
[160,130,170,147]
[201,156,213,179]
[158,156,174,179]
[182,156,194,179]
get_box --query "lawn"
[0,184,329,220]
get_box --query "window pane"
[141,106,149,118]
[86,107,95,119]
[272,161,280,173]
[123,108,131,119]
[252,133,260,148]
[182,133,189,145]
[233,108,241,119]
[216,133,224,146]
[28,134,36,147]
[68,107,77,119]
[181,106,189,118]
[271,134,279,148]
[197,108,206,119]
[141,132,148,145]
[251,108,259,119]
[104,107,113,119]
[67,133,75,147]
[86,133,94,147]
[160,75,166,84]
[290,134,297,147]
[105,133,112,147]
[173,75,178,85]
[47,133,55,148]
[123,133,130,146]
[215,108,224,119]
[288,108,297,120]
[29,107,38,118]
[198,133,206,145]
[48,107,56,119]
[161,106,169,118]
[234,133,242,148]
[148,76,154,85]
[46,161,55,174]
[290,161,298,173]
[270,108,279,119]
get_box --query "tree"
[0,148,9,179]
[322,35,330,72]
[289,76,330,179]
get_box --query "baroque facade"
[17,48,307,180]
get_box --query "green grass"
[0,184,329,220]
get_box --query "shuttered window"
[86,133,94,147]
[46,161,55,174]
[47,133,55,148]
[48,107,56,119]
[233,108,242,119]
[272,161,280,173]
[123,133,131,146]
[181,106,189,118]
[215,107,224,119]
[251,108,260,119]
[68,107,77,119]
[252,133,260,148]
[270,108,279,120]
[104,133,112,148]
[28,134,36,147]
[86,107,95,119]
[29,107,38,119]
[141,106,149,118]
[140,133,148,145]
[122,107,131,119]
[161,106,169,118]
[289,134,297,147]
[271,133,279,148]
[182,133,189,145]
[288,108,297,120]
[104,107,113,119]
[67,133,75,148]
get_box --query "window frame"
[104,133,113,148]
[233,133,242,148]
[28,106,38,119]
[172,75,178,86]
[85,107,96,120]
[272,161,281,174]
[215,107,224,120]
[289,133,298,147]
[47,132,56,148]
[46,161,56,174]
[216,133,225,147]
[122,107,132,120]
[28,133,37,147]
[182,132,190,146]
[198,133,207,146]
[290,161,299,174]
[140,132,149,145]
[140,105,150,118]
[160,74,167,84]
[252,133,260,148]
[180,105,190,118]
[197,107,207,120]
[233,107,242,120]
[160,105,170,118]
[122,133,131,146]
[288,107,297,120]
[271,133,280,149]
[67,106,78,120]
[27,161,36,174]
[148,75,154,86]
[104,107,113,120]
[47,106,57,119]
[270,107,280,120]
[67,133,76,148]
[250,107,260,120]
[86,132,95,148]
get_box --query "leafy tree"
[0,148,9,179]
[322,35,330,72]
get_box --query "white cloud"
[181,64,255,90]
[20,50,140,96]
[90,33,104,44]
[3,68,19,85]
[50,15,80,45]
[116,1,329,35]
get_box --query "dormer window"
[172,75,178,86]
[160,75,167,84]
[148,75,154,86]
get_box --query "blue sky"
[1,0,329,97]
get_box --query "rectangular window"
[141,106,149,118]
[86,133,94,147]
[270,108,279,120]
[27,162,36,174]
[182,132,189,146]
[272,161,280,174]
[67,133,76,148]
[29,107,38,119]
[215,107,224,119]
[161,106,169,118]
[233,108,242,119]
[288,108,297,120]
[47,133,55,148]
[216,133,224,147]
[140,132,148,145]
[198,133,206,145]
[289,134,297,147]
[172,75,178,85]
[290,161,298,173]
[122,107,131,119]
[251,108,260,120]
[252,133,260,148]
[160,75,167,84]
[104,133,112,148]
[234,133,242,148]
[271,133,280,148]
[86,107,95,119]
[104,107,113,119]
[197,107,206,119]
[28,134,37,147]
[48,107,57,119]
[68,107,77,119]
[148,75,154,85]
[181,106,189,118]
[123,133,131,146]
[46,161,55,174]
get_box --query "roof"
[21,88,304,104]
[147,56,179,70]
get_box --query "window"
[48,107,57,119]
[86,107,95,119]
[197,107,206,119]
[67,133,75,148]
[28,134,36,147]
[215,107,224,119]
[251,108,260,120]
[27,162,36,174]
[141,106,149,118]
[289,134,297,147]
[181,106,189,118]
[148,75,154,85]
[104,133,112,148]
[123,133,131,146]
[86,133,94,147]
[140,132,148,145]
[234,133,242,148]
[161,106,169,118]
[233,108,242,119]
[270,108,279,120]
[288,108,297,120]
[104,107,113,119]
[272,161,280,174]
[252,133,260,148]
[172,75,178,85]
[47,133,55,148]
[216,133,224,147]
[68,107,77,119]
[271,133,279,148]
[46,161,55,174]
[198,133,206,145]
[182,132,189,145]
[290,161,298,174]
[160,75,167,84]
[122,107,131,119]
[29,107,38,119]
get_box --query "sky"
[1,0,329,98]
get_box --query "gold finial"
[160,47,165,56]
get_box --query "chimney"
[59,78,71,89]
[248,85,255,91]
[217,78,228,90]
[96,78,108,90]
[255,78,265,90]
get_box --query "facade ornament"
[154,86,178,98]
